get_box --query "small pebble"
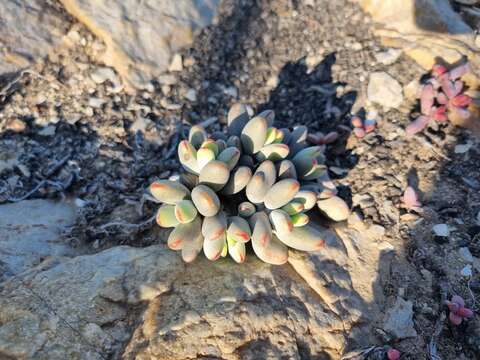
[461,264,473,278]
[459,247,474,263]
[168,54,183,72]
[432,224,450,237]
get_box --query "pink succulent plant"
[406,62,471,136]
[446,295,474,325]
[387,348,401,360]
[351,115,376,138]
[403,186,421,211]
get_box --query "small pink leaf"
[387,349,401,360]
[307,134,322,145]
[437,92,448,105]
[451,94,472,108]
[454,80,464,95]
[457,307,474,318]
[420,84,435,115]
[452,295,465,308]
[432,64,448,77]
[353,127,365,138]
[432,106,448,122]
[351,116,363,128]
[441,79,458,99]
[448,63,470,80]
[364,119,376,133]
[406,116,429,136]
[446,301,460,313]
[449,312,463,325]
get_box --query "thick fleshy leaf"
[211,131,228,141]
[168,217,202,252]
[269,209,293,235]
[432,64,447,77]
[188,125,207,149]
[457,307,474,318]
[156,204,179,228]
[420,84,435,115]
[282,201,304,215]
[197,147,216,170]
[403,186,421,209]
[257,109,275,127]
[323,131,339,144]
[227,236,246,263]
[246,172,270,204]
[441,78,458,99]
[256,160,276,187]
[277,160,298,180]
[406,116,430,136]
[317,196,349,221]
[451,94,472,108]
[150,180,190,204]
[227,103,250,136]
[221,166,252,195]
[200,139,219,157]
[203,234,226,261]
[364,119,376,133]
[351,116,363,128]
[257,143,290,162]
[202,211,227,240]
[199,160,230,191]
[179,172,199,190]
[264,127,277,145]
[250,212,288,265]
[288,126,308,155]
[226,135,242,150]
[217,147,241,170]
[449,312,463,325]
[353,127,365,138]
[181,219,204,263]
[279,128,291,144]
[291,213,309,227]
[448,62,470,80]
[432,106,448,122]
[191,185,220,216]
[264,179,300,209]
[227,216,252,243]
[302,164,327,181]
[451,295,465,308]
[293,190,317,210]
[437,91,448,105]
[215,139,227,153]
[454,80,464,95]
[238,201,256,218]
[274,128,285,143]
[178,140,199,174]
[276,224,325,251]
[238,154,255,168]
[174,200,198,224]
[241,116,268,154]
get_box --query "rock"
[168,54,183,72]
[367,72,403,109]
[0,1,69,75]
[459,247,474,263]
[383,297,418,339]
[184,88,198,102]
[374,48,402,65]
[433,223,450,237]
[461,264,473,277]
[0,200,77,280]
[59,0,221,87]
[0,245,183,359]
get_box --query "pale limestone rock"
[0,0,70,74]
[59,0,221,87]
[0,200,77,279]
[367,72,404,109]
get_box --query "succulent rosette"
[149,103,350,264]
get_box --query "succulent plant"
[445,295,474,325]
[406,62,471,136]
[149,103,351,264]
[350,111,377,139]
